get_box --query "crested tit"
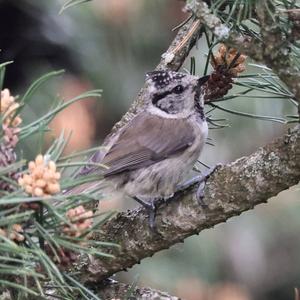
[79,70,210,227]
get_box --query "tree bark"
[94,280,180,300]
[75,126,300,284]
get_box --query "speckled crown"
[146,70,186,88]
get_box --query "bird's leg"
[133,165,221,228]
[133,197,157,230]
[176,164,222,207]
[176,174,205,193]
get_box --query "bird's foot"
[176,163,222,208]
[195,163,222,207]
[133,197,157,230]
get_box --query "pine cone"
[204,44,247,102]
[204,65,234,101]
[211,44,247,77]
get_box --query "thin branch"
[186,0,300,117]
[92,280,180,300]
[255,0,300,116]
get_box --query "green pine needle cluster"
[185,0,300,126]
[0,63,118,299]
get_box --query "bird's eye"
[173,85,184,94]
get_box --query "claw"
[196,181,208,208]
[148,203,156,230]
[177,163,222,207]
[133,197,157,231]
[132,164,222,229]
[195,163,222,207]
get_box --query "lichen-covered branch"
[93,280,179,300]
[35,281,179,300]
[75,126,300,284]
[255,1,300,115]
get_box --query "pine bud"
[19,155,61,199]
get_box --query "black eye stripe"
[152,85,186,105]
[152,90,172,105]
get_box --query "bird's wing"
[102,112,195,177]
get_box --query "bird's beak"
[197,75,210,87]
[193,75,210,93]
[194,75,209,103]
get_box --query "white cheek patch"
[198,92,205,106]
[148,84,157,94]
[148,105,191,119]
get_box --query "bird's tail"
[63,148,108,196]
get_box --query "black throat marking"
[194,87,205,121]
[194,100,205,121]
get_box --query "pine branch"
[29,280,180,300]
[71,126,300,284]
[187,0,300,117]
[93,280,180,300]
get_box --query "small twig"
[172,14,193,31]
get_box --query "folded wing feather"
[102,112,195,177]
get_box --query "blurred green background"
[1,0,299,299]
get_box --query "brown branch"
[36,281,179,300]
[92,280,180,300]
[76,126,300,284]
